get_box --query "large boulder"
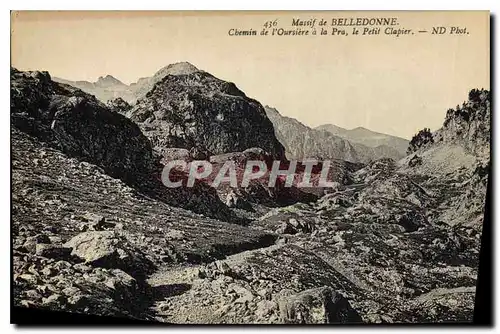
[64,231,156,280]
[278,287,362,324]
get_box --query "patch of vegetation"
[407,128,434,154]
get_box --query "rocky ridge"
[265,106,405,163]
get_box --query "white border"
[2,1,498,333]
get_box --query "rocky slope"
[12,127,276,319]
[11,67,489,324]
[11,67,232,221]
[265,106,403,163]
[316,124,409,156]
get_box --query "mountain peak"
[155,62,200,78]
[95,75,125,87]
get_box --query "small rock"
[64,230,155,279]
[42,293,66,306]
[216,261,232,275]
[41,267,55,277]
[257,288,272,300]
[275,237,288,245]
[289,218,300,228]
[24,289,42,300]
[67,294,88,308]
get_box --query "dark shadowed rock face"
[11,68,154,184]
[127,71,285,159]
[264,106,359,162]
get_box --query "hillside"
[265,106,404,163]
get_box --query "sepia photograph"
[10,10,491,325]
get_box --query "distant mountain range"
[265,106,407,163]
[54,62,408,163]
[53,62,200,104]
[316,124,409,155]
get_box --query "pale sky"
[11,11,490,139]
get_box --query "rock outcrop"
[54,62,204,104]
[11,68,154,184]
[126,67,285,159]
[106,97,132,114]
[12,126,277,319]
